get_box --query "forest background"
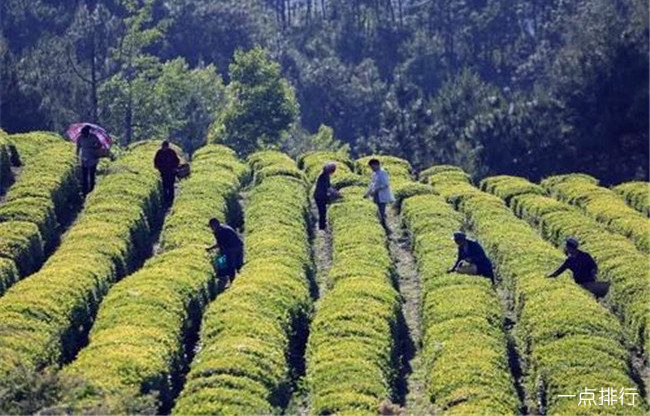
[1,0,648,183]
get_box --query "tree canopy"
[1,0,647,182]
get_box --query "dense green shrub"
[355,155,412,181]
[0,222,43,278]
[418,165,465,183]
[0,142,163,387]
[542,175,650,253]
[297,150,353,182]
[484,175,650,360]
[172,151,311,415]
[59,145,247,413]
[613,181,650,218]
[0,138,80,255]
[303,154,400,415]
[428,170,647,415]
[7,132,65,165]
[480,175,545,203]
[402,194,520,415]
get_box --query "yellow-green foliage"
[392,182,436,207]
[418,165,464,183]
[173,154,312,415]
[480,175,545,203]
[614,181,650,218]
[0,257,18,295]
[331,172,368,190]
[0,139,80,251]
[297,150,353,182]
[248,150,308,185]
[304,156,400,415]
[486,176,650,359]
[0,142,163,381]
[162,146,247,250]
[253,164,307,185]
[0,222,43,282]
[428,170,472,188]
[540,173,599,188]
[8,131,64,164]
[355,155,412,181]
[191,144,251,183]
[542,175,650,253]
[428,170,646,415]
[61,145,246,413]
[247,150,295,171]
[401,194,520,415]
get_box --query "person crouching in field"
[547,237,610,298]
[154,141,180,208]
[447,231,495,284]
[314,162,339,231]
[364,158,395,232]
[207,218,244,286]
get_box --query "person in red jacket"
[154,141,180,207]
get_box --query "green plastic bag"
[214,254,228,276]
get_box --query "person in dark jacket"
[154,141,180,207]
[76,125,102,195]
[547,237,609,297]
[314,162,339,230]
[447,231,495,284]
[207,218,244,283]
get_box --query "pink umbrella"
[67,123,113,149]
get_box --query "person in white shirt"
[364,158,395,231]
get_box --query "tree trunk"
[90,35,98,123]
[397,0,403,26]
[125,64,133,145]
[287,0,292,27]
[306,0,311,23]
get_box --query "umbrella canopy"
[67,123,113,148]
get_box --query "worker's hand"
[545,273,554,278]
[446,268,455,274]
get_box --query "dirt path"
[0,165,21,203]
[311,203,333,297]
[632,353,650,400]
[285,202,332,416]
[385,208,434,415]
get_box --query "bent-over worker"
[547,237,609,298]
[314,162,339,231]
[207,218,244,284]
[447,231,495,284]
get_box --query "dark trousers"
[82,164,97,195]
[315,198,328,230]
[223,247,244,279]
[373,195,388,228]
[161,173,176,207]
[581,281,610,298]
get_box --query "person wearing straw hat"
[547,237,609,297]
[314,162,339,231]
[447,231,495,284]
